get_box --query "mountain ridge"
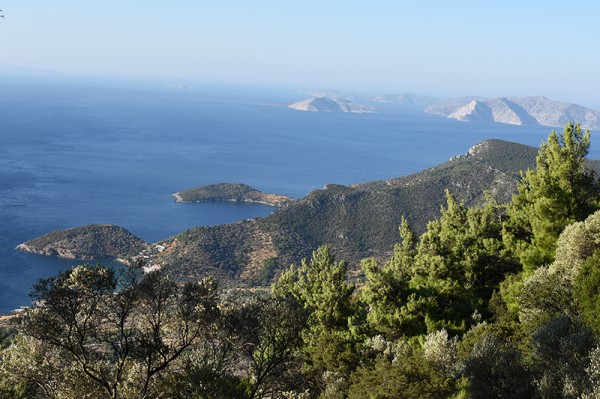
[373,93,600,129]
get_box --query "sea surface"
[0,74,595,314]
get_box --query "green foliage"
[162,297,306,399]
[360,218,428,338]
[517,211,600,331]
[582,346,600,399]
[574,251,600,335]
[13,264,220,399]
[411,191,516,333]
[347,349,456,399]
[272,246,359,380]
[463,333,532,399]
[273,246,354,330]
[530,316,596,399]
[261,257,278,285]
[504,123,599,272]
[0,333,106,398]
[359,192,518,339]
[164,220,269,283]
[223,298,306,398]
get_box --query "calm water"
[0,75,594,313]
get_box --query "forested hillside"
[156,136,600,284]
[3,123,600,398]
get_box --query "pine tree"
[272,246,357,375]
[410,191,516,333]
[360,218,427,338]
[503,123,599,273]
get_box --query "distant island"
[16,224,147,261]
[286,90,600,127]
[172,183,295,208]
[288,96,376,113]
[372,93,600,129]
[288,91,600,128]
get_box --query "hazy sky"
[1,1,600,107]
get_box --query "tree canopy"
[503,122,599,272]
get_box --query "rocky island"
[288,96,375,113]
[16,224,147,261]
[172,183,295,207]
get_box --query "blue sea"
[0,74,594,314]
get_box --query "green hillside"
[156,139,557,283]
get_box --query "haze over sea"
[0,75,596,314]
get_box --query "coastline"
[171,183,295,208]
[171,193,285,208]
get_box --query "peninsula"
[172,183,295,208]
[16,224,147,261]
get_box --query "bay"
[0,75,595,314]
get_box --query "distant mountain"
[374,92,600,129]
[372,93,437,106]
[426,96,600,129]
[297,90,355,101]
[289,97,375,113]
[510,96,600,128]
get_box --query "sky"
[1,1,600,107]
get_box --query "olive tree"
[14,264,219,399]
